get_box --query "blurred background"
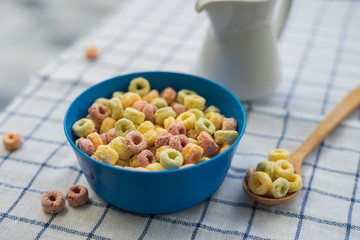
[0,0,121,111]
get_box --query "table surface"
[0,0,360,239]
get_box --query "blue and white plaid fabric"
[0,0,359,239]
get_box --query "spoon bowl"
[243,86,360,205]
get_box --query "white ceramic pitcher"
[195,0,292,101]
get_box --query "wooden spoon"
[243,86,360,205]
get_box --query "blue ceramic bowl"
[64,71,246,214]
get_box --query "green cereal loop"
[270,177,289,198]
[204,105,220,115]
[187,109,204,120]
[214,130,239,145]
[188,138,199,145]
[184,95,206,110]
[177,89,197,104]
[95,98,111,109]
[160,148,184,169]
[151,97,168,109]
[112,91,124,99]
[123,107,145,125]
[109,97,124,120]
[72,118,95,138]
[274,159,294,180]
[198,156,210,163]
[154,107,176,125]
[108,136,132,160]
[256,161,276,180]
[115,118,136,137]
[128,77,151,97]
[195,118,216,135]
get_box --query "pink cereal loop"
[173,103,187,117]
[105,128,116,143]
[222,118,238,131]
[78,138,95,156]
[142,103,158,123]
[154,132,172,149]
[41,190,65,214]
[161,87,177,104]
[88,103,110,125]
[100,133,108,145]
[66,185,89,207]
[179,163,195,169]
[167,122,186,136]
[132,100,148,111]
[137,149,156,167]
[124,131,147,154]
[197,131,219,157]
[169,135,189,152]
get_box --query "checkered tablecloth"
[0,0,359,239]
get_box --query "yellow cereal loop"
[128,77,151,97]
[274,160,294,180]
[219,142,232,154]
[100,117,116,134]
[188,138,199,145]
[256,161,276,180]
[175,112,196,130]
[151,97,168,109]
[154,107,176,125]
[95,98,111,109]
[116,159,130,167]
[187,109,204,120]
[288,174,302,193]
[109,97,124,120]
[137,121,155,134]
[143,89,159,103]
[248,171,272,195]
[198,155,210,163]
[95,145,118,165]
[72,118,95,138]
[108,136,132,160]
[205,112,223,130]
[121,92,141,109]
[214,130,239,145]
[184,95,205,110]
[129,155,139,168]
[143,129,159,147]
[115,118,136,137]
[156,145,170,161]
[146,162,166,171]
[124,107,145,125]
[270,177,290,198]
[112,91,124,100]
[163,116,175,129]
[154,126,167,135]
[177,89,197,104]
[268,149,290,161]
[204,105,220,115]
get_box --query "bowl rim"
[64,71,247,175]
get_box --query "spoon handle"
[290,86,360,173]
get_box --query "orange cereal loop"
[182,143,204,164]
[160,87,177,104]
[219,142,232,154]
[121,92,141,109]
[86,132,103,151]
[143,90,159,103]
[85,46,99,60]
[3,132,21,151]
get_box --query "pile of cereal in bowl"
[71,77,239,171]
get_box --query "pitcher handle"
[273,0,293,39]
